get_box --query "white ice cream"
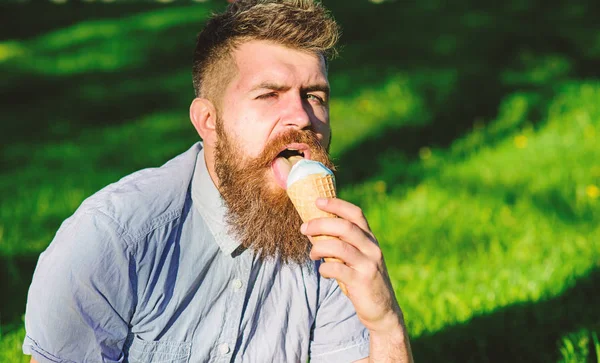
[286,159,335,189]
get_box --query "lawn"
[1,0,599,362]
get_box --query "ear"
[190,98,218,146]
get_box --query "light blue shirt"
[23,143,369,362]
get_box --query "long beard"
[214,120,335,265]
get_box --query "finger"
[315,198,371,233]
[309,238,368,268]
[318,259,362,292]
[302,217,378,257]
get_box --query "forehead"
[230,40,328,90]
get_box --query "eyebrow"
[249,82,330,97]
[303,84,330,97]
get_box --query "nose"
[281,94,312,130]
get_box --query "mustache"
[252,129,331,169]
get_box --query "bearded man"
[23,1,413,362]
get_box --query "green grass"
[1,0,600,362]
[0,324,28,363]
[558,330,600,363]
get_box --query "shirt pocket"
[125,335,191,363]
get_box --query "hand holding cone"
[286,161,348,295]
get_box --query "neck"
[203,144,221,190]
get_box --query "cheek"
[313,111,331,144]
[229,117,272,158]
[318,127,332,149]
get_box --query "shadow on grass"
[0,1,186,42]
[328,0,600,186]
[0,16,215,169]
[2,0,600,177]
[410,268,600,362]
[0,255,38,332]
[334,74,508,187]
[0,65,193,171]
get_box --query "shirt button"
[232,278,243,290]
[218,343,230,355]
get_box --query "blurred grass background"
[1,0,599,361]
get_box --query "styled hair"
[192,0,340,103]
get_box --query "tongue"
[271,156,303,190]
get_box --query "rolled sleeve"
[23,209,136,362]
[310,278,370,362]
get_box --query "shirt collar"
[191,147,242,256]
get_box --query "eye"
[306,93,326,105]
[256,92,277,100]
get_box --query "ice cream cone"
[287,173,348,295]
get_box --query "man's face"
[218,40,332,189]
[213,40,334,264]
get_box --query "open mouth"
[271,143,311,189]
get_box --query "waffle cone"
[287,174,348,295]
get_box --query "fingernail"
[300,223,307,234]
[316,198,326,206]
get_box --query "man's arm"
[30,359,38,363]
[302,198,414,362]
[22,211,134,361]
